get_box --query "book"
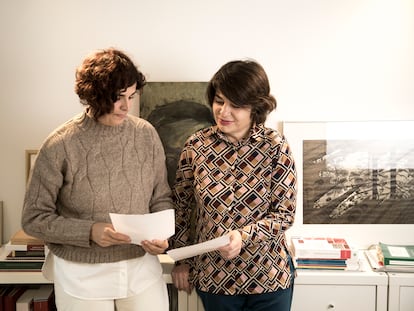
[378,242,414,266]
[6,250,45,261]
[16,288,38,311]
[4,286,27,311]
[0,260,44,271]
[291,236,353,259]
[10,230,43,246]
[0,286,13,311]
[4,241,45,253]
[365,248,414,273]
[32,285,55,311]
[295,259,347,266]
[295,259,347,270]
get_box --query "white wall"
[0,0,413,245]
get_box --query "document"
[167,235,230,261]
[110,209,175,245]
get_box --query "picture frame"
[0,200,3,244]
[282,121,414,246]
[140,82,213,187]
[25,149,39,183]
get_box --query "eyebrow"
[119,90,138,97]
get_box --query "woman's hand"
[141,239,169,255]
[218,230,242,260]
[172,264,193,293]
[90,222,131,247]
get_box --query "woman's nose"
[120,98,130,111]
[220,102,231,115]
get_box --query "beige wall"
[0,0,413,244]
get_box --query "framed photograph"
[284,121,414,225]
[25,149,39,183]
[283,120,414,247]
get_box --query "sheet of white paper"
[167,235,230,261]
[109,209,175,245]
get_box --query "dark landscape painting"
[303,139,414,224]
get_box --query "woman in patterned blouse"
[171,60,298,311]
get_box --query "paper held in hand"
[110,209,175,245]
[167,235,230,261]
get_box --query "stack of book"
[291,236,359,270]
[0,284,55,311]
[365,242,414,272]
[0,229,45,272]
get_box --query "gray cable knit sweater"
[22,111,173,264]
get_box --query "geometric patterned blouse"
[172,124,297,295]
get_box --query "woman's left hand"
[219,230,242,260]
[141,239,169,255]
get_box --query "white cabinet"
[179,259,388,311]
[388,273,414,311]
[291,268,388,311]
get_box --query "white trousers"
[54,276,169,311]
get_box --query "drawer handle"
[327,303,335,310]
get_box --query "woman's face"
[212,91,252,143]
[97,83,138,126]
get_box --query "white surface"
[110,209,175,245]
[388,273,414,311]
[1,0,414,245]
[167,235,230,261]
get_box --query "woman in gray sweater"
[22,48,173,311]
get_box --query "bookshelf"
[4,246,413,311]
[0,246,174,284]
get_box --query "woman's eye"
[214,98,224,105]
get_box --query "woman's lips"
[219,119,232,126]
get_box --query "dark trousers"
[197,257,295,311]
[197,284,294,311]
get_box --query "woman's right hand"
[90,222,131,247]
[172,264,193,293]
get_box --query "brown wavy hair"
[75,48,146,120]
[206,60,276,125]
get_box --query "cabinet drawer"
[398,286,414,311]
[291,284,376,311]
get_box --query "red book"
[4,286,27,311]
[33,285,55,311]
[0,287,12,311]
[291,236,353,259]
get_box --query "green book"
[378,242,414,266]
[0,260,43,271]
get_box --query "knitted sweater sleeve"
[22,135,94,248]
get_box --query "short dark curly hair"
[75,48,146,120]
[206,60,276,125]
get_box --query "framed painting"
[283,121,414,225]
[140,82,214,187]
[25,149,39,183]
[140,82,212,311]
